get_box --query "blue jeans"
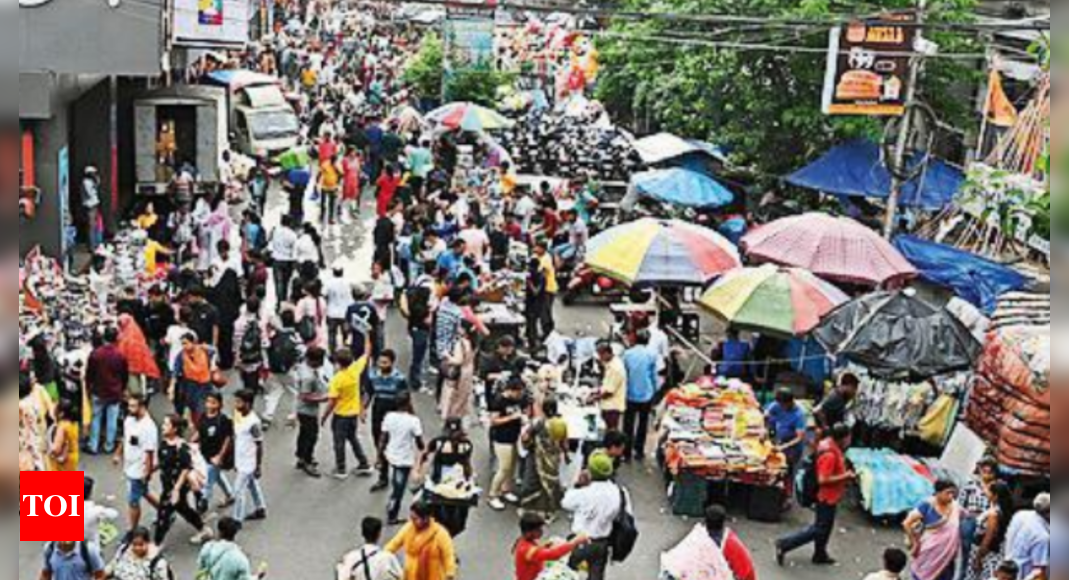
[205,464,234,505]
[232,471,267,521]
[409,328,430,391]
[958,515,979,580]
[778,501,839,560]
[88,398,121,454]
[387,466,413,522]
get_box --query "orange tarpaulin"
[986,69,1019,128]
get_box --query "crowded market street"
[18,1,1053,580]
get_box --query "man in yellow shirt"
[386,501,458,580]
[595,342,627,431]
[321,348,373,479]
[534,241,558,339]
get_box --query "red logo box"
[20,471,85,542]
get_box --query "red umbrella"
[741,213,917,287]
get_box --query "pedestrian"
[322,348,374,480]
[1004,493,1050,580]
[231,390,268,523]
[40,540,106,580]
[432,288,465,397]
[347,284,382,361]
[105,526,173,580]
[439,321,476,422]
[83,478,119,551]
[519,399,569,519]
[703,505,757,580]
[196,517,262,580]
[532,241,558,337]
[594,342,626,432]
[193,391,235,511]
[376,392,425,525]
[960,459,1001,579]
[341,147,364,220]
[992,562,1020,580]
[268,216,299,309]
[814,372,860,432]
[115,394,159,534]
[563,452,628,580]
[765,388,808,504]
[185,286,222,353]
[776,423,857,567]
[864,548,910,580]
[376,165,401,219]
[903,480,964,580]
[965,482,1014,580]
[296,346,331,478]
[368,350,409,490]
[400,270,434,393]
[211,241,244,371]
[385,502,458,580]
[621,331,658,463]
[712,329,753,382]
[488,377,528,512]
[320,151,342,226]
[514,513,588,580]
[296,222,323,271]
[47,400,80,472]
[416,417,477,538]
[153,414,214,545]
[326,265,355,354]
[171,333,216,429]
[234,297,268,395]
[296,278,328,350]
[83,166,104,251]
[263,311,302,429]
[86,326,128,456]
[116,314,162,400]
[336,517,403,580]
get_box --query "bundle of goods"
[846,448,941,517]
[500,106,640,181]
[659,524,735,580]
[661,380,788,486]
[850,365,972,447]
[20,250,99,353]
[966,295,1049,476]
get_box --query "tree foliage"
[596,0,982,180]
[443,67,517,106]
[403,33,445,99]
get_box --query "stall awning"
[894,235,1029,314]
[632,133,728,166]
[786,140,964,210]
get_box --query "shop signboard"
[57,146,72,264]
[444,0,497,72]
[173,0,250,49]
[822,13,918,116]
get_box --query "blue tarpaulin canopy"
[893,235,1029,314]
[787,140,964,210]
[630,168,734,209]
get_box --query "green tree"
[443,66,516,106]
[404,34,445,99]
[596,0,981,180]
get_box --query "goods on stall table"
[661,381,787,486]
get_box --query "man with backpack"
[399,266,434,394]
[39,540,106,580]
[197,517,264,580]
[776,423,857,567]
[234,297,268,395]
[562,452,635,580]
[263,311,303,430]
[336,517,403,580]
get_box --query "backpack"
[267,330,301,374]
[297,316,318,343]
[239,323,265,366]
[608,486,639,563]
[796,450,827,510]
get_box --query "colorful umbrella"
[741,213,917,287]
[630,168,734,209]
[585,219,741,287]
[427,102,515,132]
[389,105,428,134]
[698,265,849,336]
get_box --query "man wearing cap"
[562,452,629,580]
[82,166,103,251]
[1005,493,1051,580]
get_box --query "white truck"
[204,70,301,157]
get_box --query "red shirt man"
[705,506,757,580]
[817,434,848,505]
[376,169,401,218]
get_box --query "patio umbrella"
[741,213,917,286]
[813,289,983,380]
[390,105,428,134]
[699,265,849,337]
[427,102,515,132]
[630,168,734,209]
[585,218,741,287]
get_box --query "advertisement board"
[173,0,250,49]
[822,13,918,117]
[444,0,497,71]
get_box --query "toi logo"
[20,471,86,542]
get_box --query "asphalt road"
[18,191,904,580]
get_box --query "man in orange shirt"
[775,423,856,567]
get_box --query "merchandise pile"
[661,380,787,486]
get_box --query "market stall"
[659,380,788,522]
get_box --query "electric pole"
[883,0,927,239]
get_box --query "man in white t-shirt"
[376,393,424,525]
[114,394,158,533]
[337,517,403,580]
[325,265,355,354]
[513,192,537,235]
[232,389,268,522]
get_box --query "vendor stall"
[660,380,788,521]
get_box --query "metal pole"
[884,0,927,239]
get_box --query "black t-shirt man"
[197,413,234,468]
[489,392,529,446]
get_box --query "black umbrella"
[813,289,983,381]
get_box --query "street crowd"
[19,2,1052,580]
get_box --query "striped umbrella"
[585,219,741,287]
[427,102,515,132]
[741,213,917,287]
[699,265,850,336]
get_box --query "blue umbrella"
[630,168,734,209]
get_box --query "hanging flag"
[986,69,1019,128]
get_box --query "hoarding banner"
[174,0,249,48]
[822,13,918,117]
